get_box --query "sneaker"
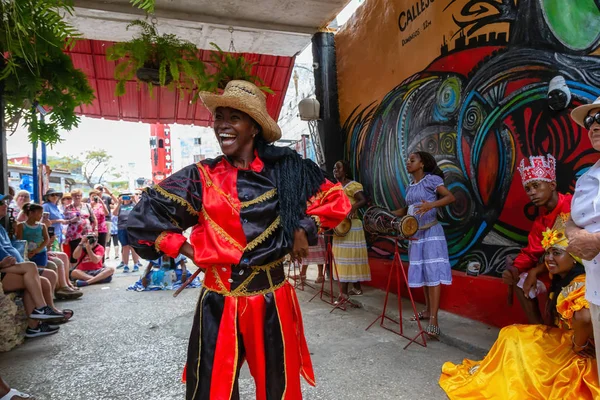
[132,265,139,273]
[75,280,89,288]
[123,265,130,273]
[25,322,60,338]
[29,306,64,322]
[116,262,125,269]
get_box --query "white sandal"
[0,388,35,400]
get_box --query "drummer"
[393,151,455,339]
[332,161,371,303]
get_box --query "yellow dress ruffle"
[439,275,599,400]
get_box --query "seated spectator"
[0,196,72,338]
[11,190,30,223]
[141,254,188,289]
[0,374,35,399]
[70,235,115,287]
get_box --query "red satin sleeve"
[156,231,188,258]
[306,180,351,230]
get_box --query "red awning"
[65,39,295,126]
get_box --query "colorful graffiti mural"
[343,0,600,276]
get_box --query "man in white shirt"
[567,96,600,371]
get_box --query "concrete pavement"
[0,262,492,400]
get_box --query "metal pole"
[32,139,38,203]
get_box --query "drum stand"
[309,234,359,312]
[287,259,315,292]
[365,237,427,349]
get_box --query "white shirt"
[571,160,600,305]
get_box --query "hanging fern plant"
[203,43,274,95]
[106,20,207,97]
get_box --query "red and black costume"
[128,153,350,400]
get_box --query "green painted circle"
[541,0,600,51]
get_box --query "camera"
[93,196,100,203]
[122,195,131,201]
[48,226,55,236]
[86,234,96,245]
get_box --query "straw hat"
[571,96,600,128]
[198,80,282,143]
[43,188,63,202]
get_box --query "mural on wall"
[343,0,600,276]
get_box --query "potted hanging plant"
[203,43,274,94]
[106,19,206,96]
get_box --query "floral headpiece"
[541,212,582,264]
[518,154,556,186]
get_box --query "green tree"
[82,150,114,188]
[47,155,83,174]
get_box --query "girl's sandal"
[411,311,430,321]
[348,288,363,296]
[58,309,74,324]
[426,324,440,340]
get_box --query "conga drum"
[333,218,352,237]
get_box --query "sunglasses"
[584,112,600,130]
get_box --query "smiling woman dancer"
[128,80,351,400]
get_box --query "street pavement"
[0,262,477,400]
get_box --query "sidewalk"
[294,268,499,359]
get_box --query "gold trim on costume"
[312,185,343,203]
[310,215,321,230]
[154,231,169,252]
[228,300,239,400]
[240,188,277,208]
[244,216,281,251]
[154,184,199,216]
[192,289,209,400]
[201,208,245,251]
[197,163,240,210]
[206,257,287,297]
[273,290,288,399]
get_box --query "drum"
[399,215,418,237]
[333,218,352,237]
[363,206,419,237]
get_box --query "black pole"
[312,32,343,175]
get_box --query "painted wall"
[335,0,600,326]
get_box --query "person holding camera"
[70,234,115,287]
[64,189,97,264]
[89,189,110,250]
[114,193,142,272]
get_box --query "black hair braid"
[545,262,586,325]
[256,137,325,242]
[415,151,445,180]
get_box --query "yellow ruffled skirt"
[440,324,600,399]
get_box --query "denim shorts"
[29,251,48,267]
[117,229,129,247]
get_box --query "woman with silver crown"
[440,212,599,399]
[127,80,351,400]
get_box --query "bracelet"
[572,335,590,349]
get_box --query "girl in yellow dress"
[440,212,599,399]
[332,160,371,301]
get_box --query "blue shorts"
[30,251,48,267]
[117,229,129,246]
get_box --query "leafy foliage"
[47,155,84,174]
[106,20,206,97]
[130,0,155,13]
[1,0,95,145]
[204,43,274,95]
